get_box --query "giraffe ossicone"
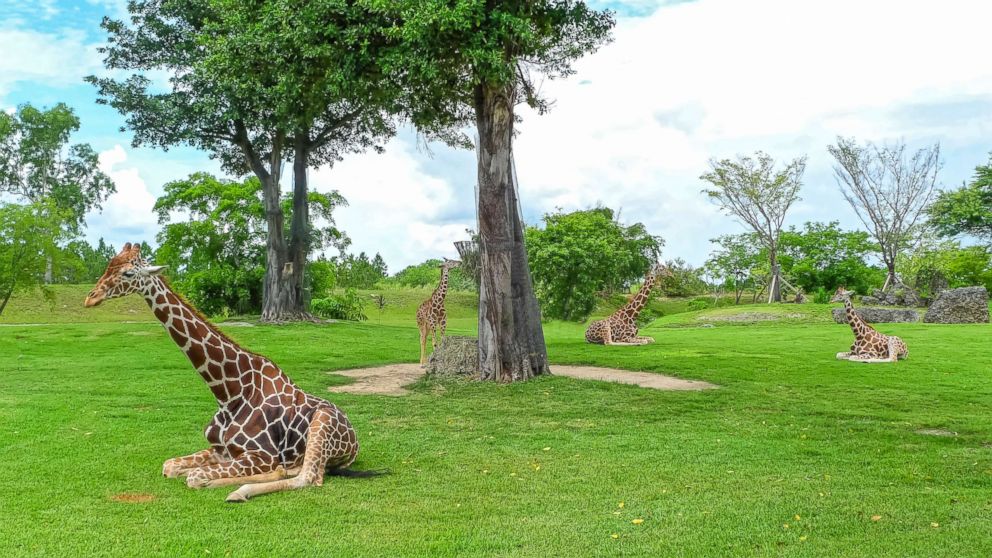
[85,242,378,502]
[416,258,461,365]
[585,263,673,345]
[831,286,908,363]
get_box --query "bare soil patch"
[698,311,805,323]
[915,428,957,437]
[110,492,157,503]
[328,363,716,396]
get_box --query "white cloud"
[84,145,159,247]
[309,141,472,270]
[0,27,103,98]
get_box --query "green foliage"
[372,1,615,141]
[311,288,367,321]
[705,233,763,303]
[0,103,115,236]
[778,221,883,294]
[657,257,708,297]
[0,202,66,314]
[897,237,992,297]
[56,238,117,284]
[928,156,992,245]
[388,259,475,291]
[336,252,388,289]
[307,258,337,299]
[153,173,345,315]
[686,299,709,312]
[812,287,831,304]
[525,207,663,321]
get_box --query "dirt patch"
[699,312,805,323]
[110,492,157,503]
[220,321,255,328]
[328,363,716,396]
[916,428,958,437]
[329,364,428,396]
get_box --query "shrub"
[812,287,831,304]
[686,299,709,312]
[311,288,367,321]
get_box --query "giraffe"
[831,286,908,363]
[585,263,673,345]
[84,243,379,502]
[416,258,461,365]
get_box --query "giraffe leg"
[634,336,655,345]
[162,449,221,478]
[184,451,279,489]
[419,324,428,367]
[225,406,357,502]
[835,352,852,360]
[202,465,303,488]
[602,324,614,345]
[439,314,447,339]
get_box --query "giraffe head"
[440,258,461,271]
[830,286,854,303]
[84,242,166,307]
[648,263,673,285]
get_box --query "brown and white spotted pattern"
[585,263,673,345]
[416,259,460,365]
[831,287,908,363]
[84,243,363,501]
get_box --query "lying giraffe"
[84,243,379,502]
[831,286,908,363]
[585,263,673,345]
[416,258,460,365]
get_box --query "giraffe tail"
[326,466,391,478]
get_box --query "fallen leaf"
[931,522,940,528]
[611,534,619,539]
[618,502,625,508]
[783,524,790,529]
[871,515,882,522]
[799,535,808,542]
[631,519,644,525]
[542,447,551,451]
[794,514,801,521]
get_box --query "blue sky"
[3,0,992,271]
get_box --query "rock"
[860,296,881,306]
[832,307,920,324]
[426,336,480,376]
[924,286,990,324]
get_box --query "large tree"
[374,1,615,381]
[928,155,992,246]
[525,207,662,321]
[0,202,67,315]
[701,152,805,302]
[0,103,115,282]
[828,137,941,291]
[88,0,393,321]
[154,172,346,315]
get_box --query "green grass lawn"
[1,287,991,556]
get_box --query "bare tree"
[828,137,941,291]
[701,152,806,302]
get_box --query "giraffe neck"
[432,268,450,305]
[140,276,265,407]
[622,274,655,319]
[844,298,866,337]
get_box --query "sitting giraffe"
[84,243,379,502]
[416,258,461,365]
[585,263,673,345]
[831,286,908,363]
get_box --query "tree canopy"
[0,202,67,315]
[525,207,662,321]
[928,156,992,245]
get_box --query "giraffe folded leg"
[184,451,279,489]
[835,351,852,360]
[634,336,655,345]
[162,449,221,478]
[203,465,303,488]
[225,406,357,503]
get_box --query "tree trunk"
[0,288,13,316]
[44,256,53,284]
[474,82,549,382]
[286,131,313,319]
[768,253,782,303]
[883,260,897,292]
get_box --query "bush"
[686,299,709,312]
[307,259,336,299]
[812,287,831,304]
[389,259,475,291]
[311,288,367,321]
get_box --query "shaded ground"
[329,363,716,396]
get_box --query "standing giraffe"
[84,243,379,502]
[416,258,461,365]
[585,263,673,345]
[831,286,908,362]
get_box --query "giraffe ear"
[145,265,167,276]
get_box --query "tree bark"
[44,256,53,284]
[768,252,782,303]
[0,288,13,316]
[474,82,549,382]
[286,130,313,319]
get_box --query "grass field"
[1,286,991,556]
